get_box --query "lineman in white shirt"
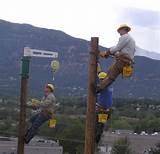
[97,24,136,92]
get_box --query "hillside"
[0,19,160,99]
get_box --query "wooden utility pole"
[84,37,99,154]
[17,47,58,154]
[17,56,30,154]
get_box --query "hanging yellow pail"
[122,66,134,77]
[98,114,108,124]
[48,119,57,128]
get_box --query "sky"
[0,0,159,52]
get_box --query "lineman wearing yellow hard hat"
[24,83,56,144]
[97,24,136,92]
[96,71,113,144]
[97,71,113,110]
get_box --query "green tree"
[111,137,132,154]
[112,119,132,130]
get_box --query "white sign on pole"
[24,47,58,58]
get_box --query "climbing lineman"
[24,83,56,144]
[95,71,113,145]
[97,24,136,92]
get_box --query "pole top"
[24,47,32,57]
[91,37,99,39]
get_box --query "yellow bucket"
[98,114,108,124]
[122,66,134,77]
[48,119,57,128]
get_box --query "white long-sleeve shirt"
[39,93,56,115]
[110,33,136,59]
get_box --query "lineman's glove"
[31,99,40,110]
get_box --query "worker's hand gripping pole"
[84,37,99,154]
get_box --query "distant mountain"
[135,47,160,60]
[0,19,160,99]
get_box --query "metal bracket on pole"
[21,56,30,79]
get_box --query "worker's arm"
[38,95,56,108]
[110,34,131,54]
[99,48,111,58]
[26,99,40,109]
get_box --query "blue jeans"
[24,112,51,144]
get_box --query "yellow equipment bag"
[48,119,57,128]
[122,65,134,78]
[98,114,108,124]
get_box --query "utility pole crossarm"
[24,47,58,58]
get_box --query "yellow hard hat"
[98,72,107,79]
[117,24,131,33]
[46,83,54,92]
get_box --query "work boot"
[24,127,36,144]
[24,137,30,144]
[24,130,32,144]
